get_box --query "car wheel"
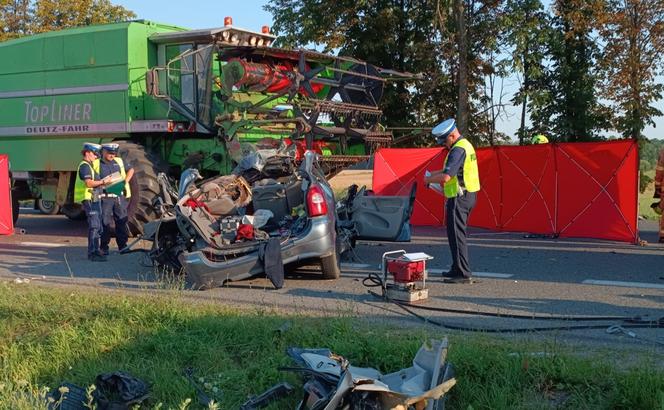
[37,199,60,215]
[320,251,340,279]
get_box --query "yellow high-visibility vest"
[443,138,480,198]
[74,159,100,203]
[113,157,131,199]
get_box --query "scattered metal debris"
[240,382,295,410]
[283,339,456,409]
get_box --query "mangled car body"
[140,149,416,289]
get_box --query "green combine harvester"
[0,18,414,233]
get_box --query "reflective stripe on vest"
[443,138,480,199]
[113,157,131,198]
[73,160,101,203]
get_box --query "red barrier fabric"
[0,154,13,235]
[373,140,638,243]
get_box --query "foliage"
[0,0,134,41]
[542,0,612,141]
[1,284,663,409]
[640,170,652,193]
[599,0,664,142]
[501,0,551,144]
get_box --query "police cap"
[432,118,456,145]
[101,143,120,153]
[82,142,101,154]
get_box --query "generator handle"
[381,250,407,287]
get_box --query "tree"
[32,0,134,33]
[599,0,664,143]
[0,0,32,41]
[502,0,550,144]
[454,0,470,135]
[546,0,610,141]
[0,0,134,40]
[432,0,508,144]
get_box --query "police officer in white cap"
[74,142,112,262]
[424,119,481,283]
[99,143,134,254]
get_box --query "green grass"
[640,170,661,222]
[1,283,662,409]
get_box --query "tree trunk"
[455,0,469,136]
[519,48,530,145]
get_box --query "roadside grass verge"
[1,283,662,409]
[640,170,660,222]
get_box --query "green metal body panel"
[0,21,184,172]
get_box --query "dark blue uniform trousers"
[82,200,102,257]
[445,191,477,278]
[101,196,129,251]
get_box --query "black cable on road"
[364,270,663,326]
[391,297,664,334]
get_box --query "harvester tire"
[62,204,86,220]
[116,141,162,236]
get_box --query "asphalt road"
[1,209,663,357]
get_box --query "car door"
[349,183,416,241]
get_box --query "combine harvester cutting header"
[0,17,416,233]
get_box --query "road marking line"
[428,269,513,278]
[341,263,375,269]
[20,242,66,248]
[582,279,664,290]
[341,263,514,279]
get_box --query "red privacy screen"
[0,154,14,235]
[373,140,639,243]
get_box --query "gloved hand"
[651,201,662,215]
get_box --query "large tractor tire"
[116,141,162,236]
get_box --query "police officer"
[531,133,549,144]
[99,143,134,254]
[424,119,481,284]
[74,142,111,262]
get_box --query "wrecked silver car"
[139,149,415,289]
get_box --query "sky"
[114,0,663,140]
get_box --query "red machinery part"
[283,139,333,160]
[387,259,425,283]
[225,59,324,95]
